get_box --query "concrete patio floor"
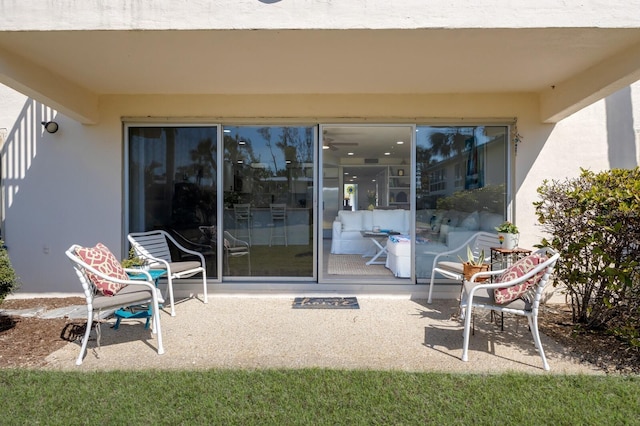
[42,296,601,374]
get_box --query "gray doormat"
[292,297,360,309]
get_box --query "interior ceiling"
[1,28,639,95]
[322,126,413,183]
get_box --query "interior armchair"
[128,230,208,316]
[459,247,560,370]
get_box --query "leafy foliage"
[534,168,640,346]
[0,241,19,302]
[121,247,146,269]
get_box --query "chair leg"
[76,310,93,366]
[202,273,208,304]
[151,292,165,355]
[166,276,176,317]
[461,303,473,362]
[529,315,549,370]
[428,274,436,304]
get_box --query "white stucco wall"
[0,83,638,295]
[517,83,640,249]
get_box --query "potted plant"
[121,248,148,270]
[458,246,490,281]
[495,221,519,249]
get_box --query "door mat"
[292,297,360,309]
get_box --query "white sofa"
[330,209,410,255]
[386,209,505,278]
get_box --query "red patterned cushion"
[76,243,128,296]
[494,253,547,304]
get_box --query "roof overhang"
[1,3,639,125]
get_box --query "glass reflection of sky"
[224,125,314,174]
[416,126,505,162]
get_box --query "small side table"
[361,231,390,265]
[114,269,166,330]
[490,247,532,271]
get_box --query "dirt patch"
[1,298,639,373]
[0,298,85,368]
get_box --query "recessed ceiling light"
[348,152,354,156]
[396,141,404,144]
[384,152,391,156]
[322,145,330,150]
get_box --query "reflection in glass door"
[222,125,315,278]
[127,125,220,279]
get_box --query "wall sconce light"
[42,121,59,134]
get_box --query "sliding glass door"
[320,125,414,281]
[221,125,316,278]
[127,125,220,279]
[126,122,509,285]
[414,125,508,280]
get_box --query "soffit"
[1,28,639,96]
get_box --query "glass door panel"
[415,125,508,280]
[222,125,315,278]
[320,125,413,281]
[127,126,219,279]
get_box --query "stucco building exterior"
[0,1,639,298]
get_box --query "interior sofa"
[330,209,410,255]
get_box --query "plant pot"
[497,232,519,250]
[463,263,490,281]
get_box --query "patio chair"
[224,231,251,275]
[65,243,165,365]
[427,231,500,303]
[459,247,560,370]
[128,230,207,316]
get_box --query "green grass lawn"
[1,369,638,424]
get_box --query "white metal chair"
[427,231,500,303]
[128,230,207,316]
[233,203,252,245]
[459,247,560,370]
[65,244,165,365]
[224,230,251,275]
[269,203,288,246]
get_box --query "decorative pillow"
[494,253,547,304]
[76,243,128,296]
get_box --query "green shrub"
[0,240,19,302]
[534,168,640,346]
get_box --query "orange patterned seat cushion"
[76,243,128,296]
[493,253,546,304]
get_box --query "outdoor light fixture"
[42,121,59,134]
